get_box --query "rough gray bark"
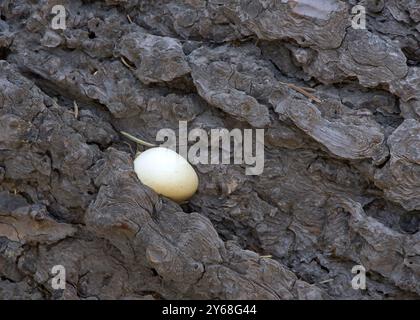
[0,0,419,299]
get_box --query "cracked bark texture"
[0,0,419,300]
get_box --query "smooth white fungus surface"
[133,147,199,202]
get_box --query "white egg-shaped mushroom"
[133,147,199,202]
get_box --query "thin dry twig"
[299,86,316,92]
[318,278,334,284]
[120,56,134,69]
[122,141,135,155]
[73,100,79,119]
[120,131,157,147]
[280,81,322,103]
[127,14,133,24]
